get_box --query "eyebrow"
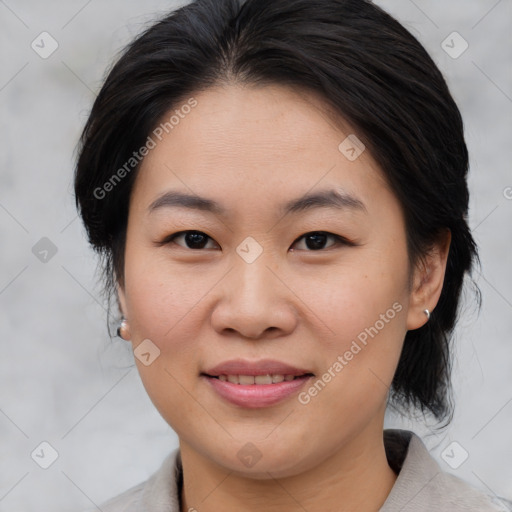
[147,188,367,217]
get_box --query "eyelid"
[291,231,357,249]
[155,230,219,249]
[156,230,357,250]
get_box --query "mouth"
[203,358,314,379]
[204,373,314,384]
[201,359,315,408]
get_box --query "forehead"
[130,83,391,218]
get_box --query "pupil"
[187,231,208,249]
[306,233,326,250]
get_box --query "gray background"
[0,1,511,511]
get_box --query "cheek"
[123,246,210,344]
[297,250,409,350]
[297,256,409,419]
[123,249,207,428]
[295,245,409,406]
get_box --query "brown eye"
[291,231,353,251]
[163,230,218,250]
[158,230,353,252]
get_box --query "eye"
[291,231,353,251]
[161,230,219,250]
[158,230,354,251]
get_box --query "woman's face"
[117,83,438,477]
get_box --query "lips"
[202,359,315,408]
[203,358,314,378]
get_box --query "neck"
[179,423,397,512]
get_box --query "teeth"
[255,375,272,385]
[239,375,255,385]
[215,374,302,385]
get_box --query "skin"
[117,82,451,512]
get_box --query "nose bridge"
[210,239,297,339]
[232,240,280,306]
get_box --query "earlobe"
[406,229,451,330]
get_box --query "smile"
[202,373,314,408]
[213,374,305,384]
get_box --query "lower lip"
[203,375,313,408]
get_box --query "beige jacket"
[91,430,511,511]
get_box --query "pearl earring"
[116,317,130,340]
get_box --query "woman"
[74,0,511,510]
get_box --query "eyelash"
[158,230,355,252]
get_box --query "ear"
[406,229,451,330]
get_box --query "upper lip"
[203,359,314,377]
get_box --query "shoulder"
[425,467,512,511]
[435,471,512,511]
[99,481,145,511]
[381,429,512,512]
[89,448,182,512]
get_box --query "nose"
[210,251,298,340]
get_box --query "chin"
[205,439,319,479]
